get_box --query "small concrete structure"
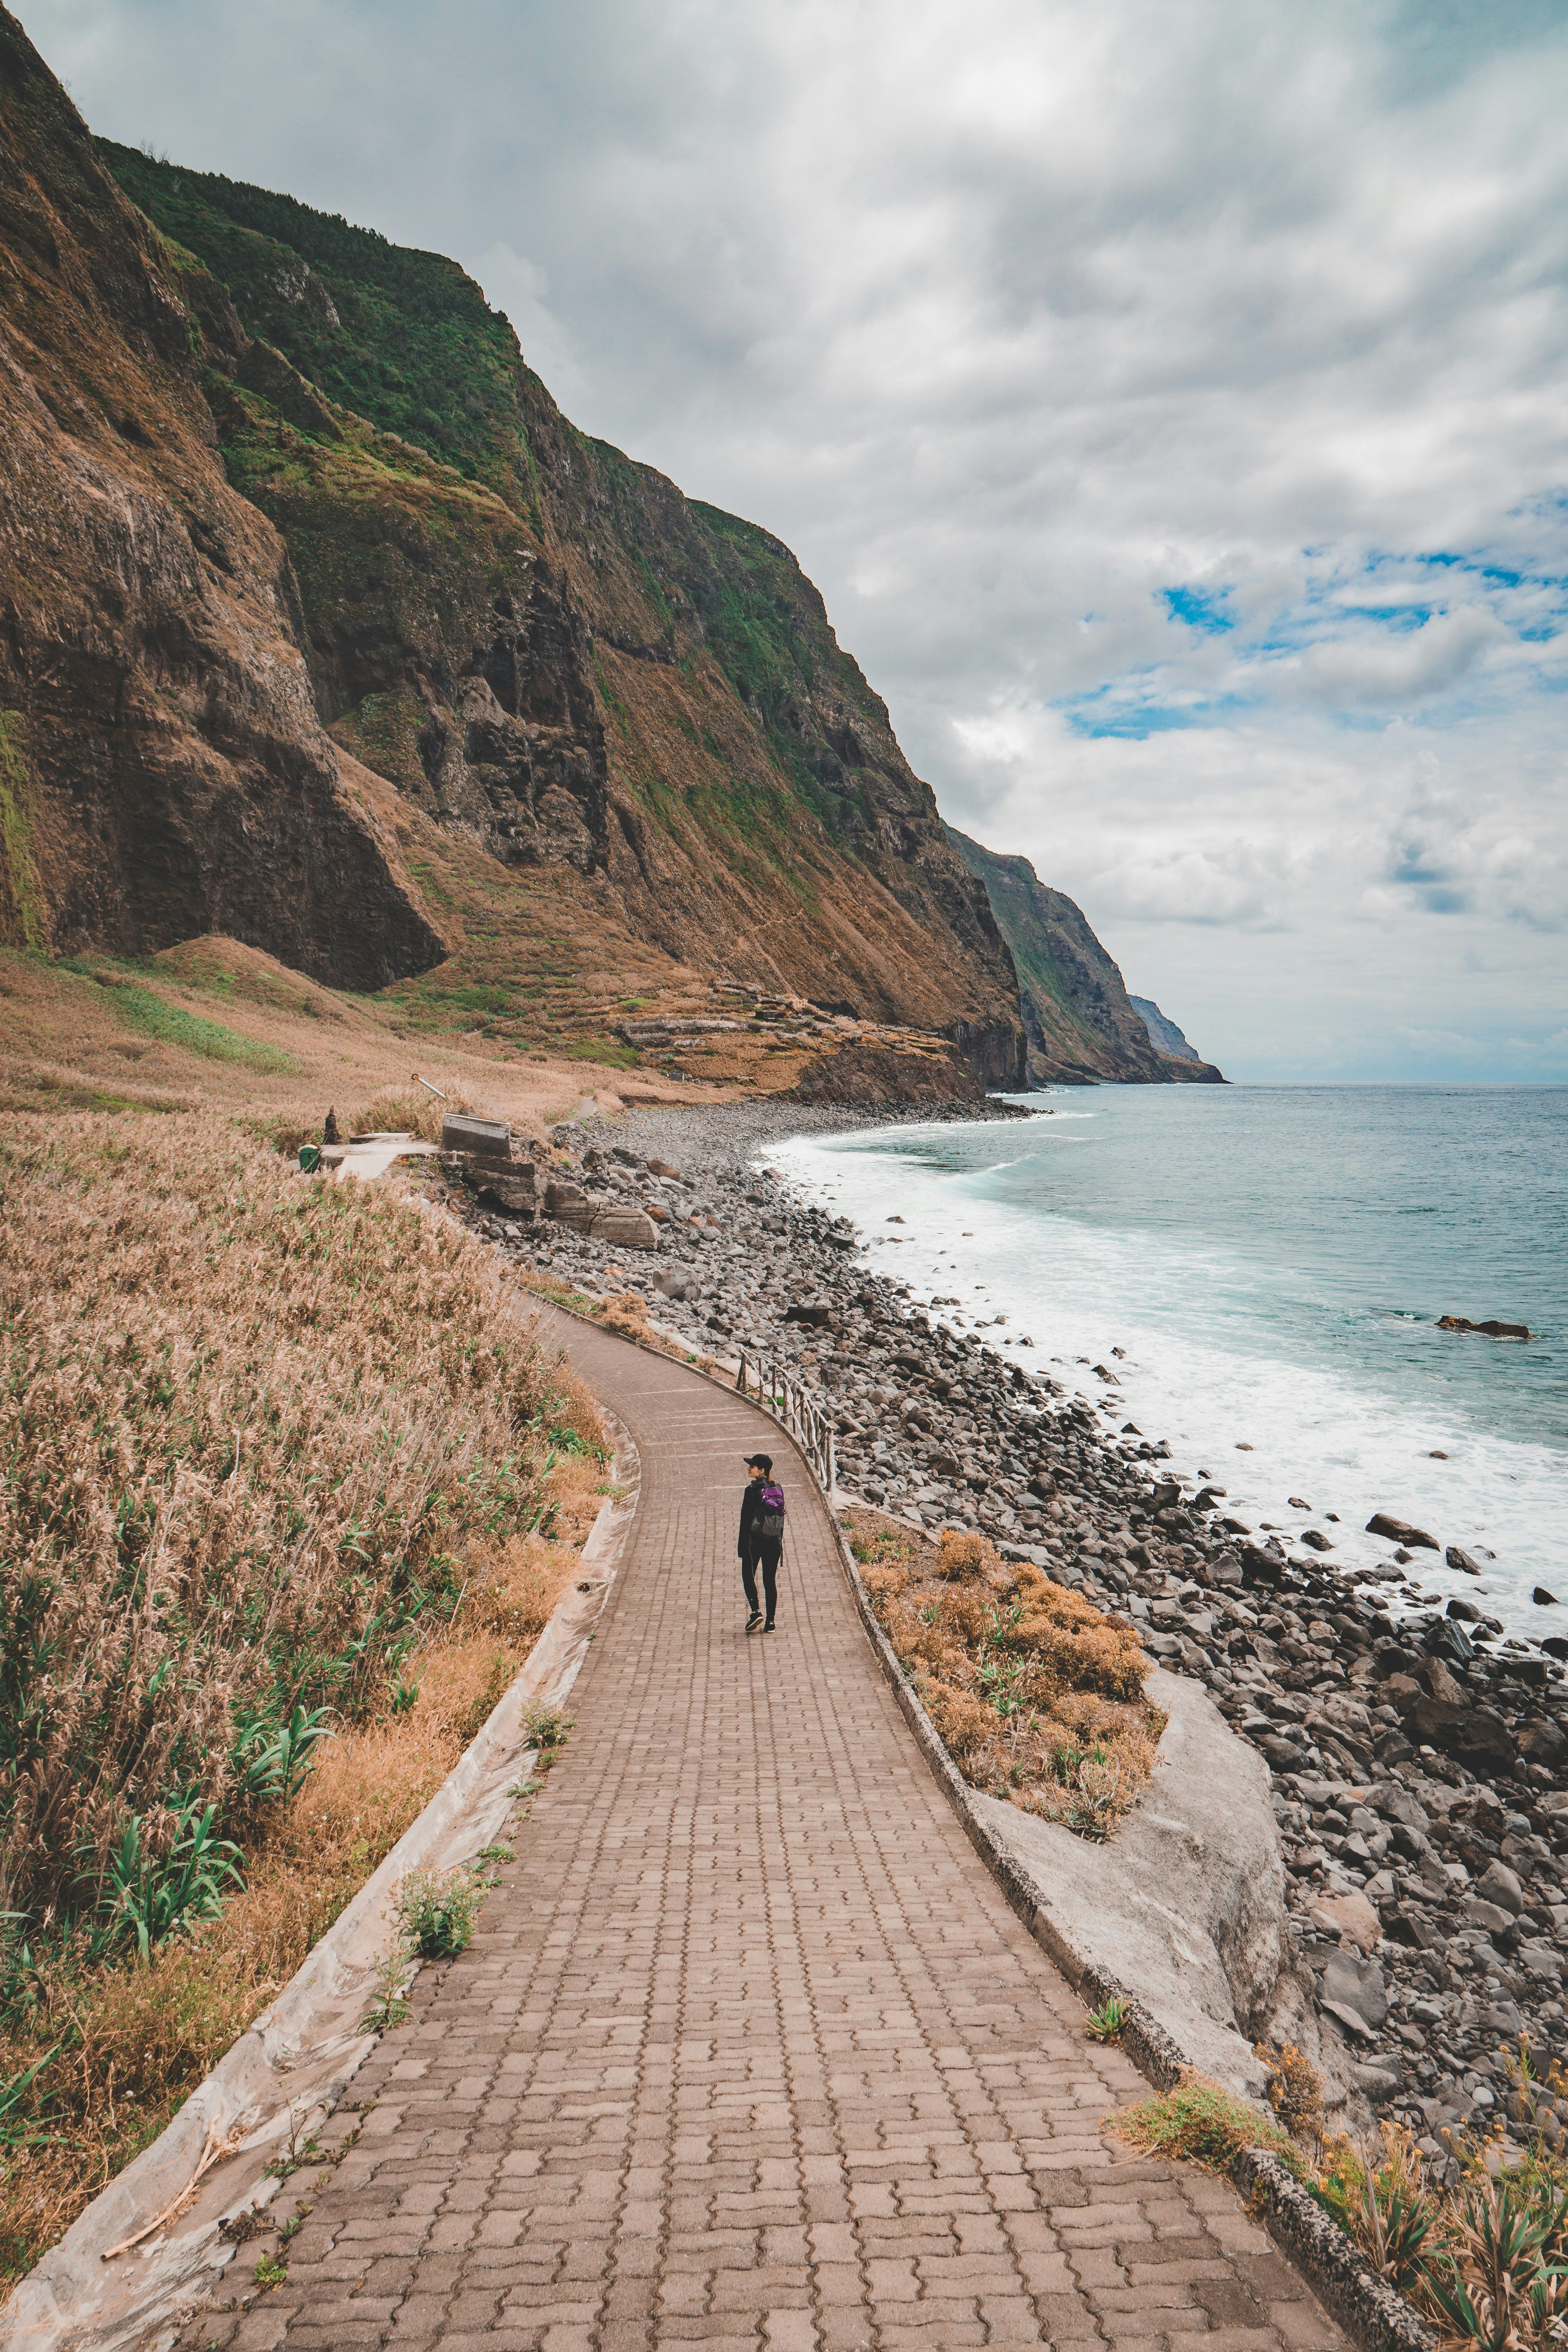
[441,1113,512,1160]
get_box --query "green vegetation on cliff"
[102,143,530,493]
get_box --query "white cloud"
[22,0,1568,1078]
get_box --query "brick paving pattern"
[194,1313,1344,2352]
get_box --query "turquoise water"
[774,1086,1568,1637]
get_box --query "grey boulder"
[1475,1861,1525,1916]
[1321,1950,1388,2039]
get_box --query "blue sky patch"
[1162,584,1234,632]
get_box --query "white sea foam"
[773,1117,1568,1643]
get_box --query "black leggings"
[742,1540,781,1622]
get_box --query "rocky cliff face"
[92,140,1025,1085]
[948,831,1224,1085]
[0,13,447,985]
[1132,995,1202,1065]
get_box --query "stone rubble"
[445,1096,1568,2173]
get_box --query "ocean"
[771,1084,1568,1640]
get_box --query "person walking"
[738,1452,785,1633]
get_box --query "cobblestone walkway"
[198,1312,1343,2352]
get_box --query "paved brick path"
[198,1313,1344,2352]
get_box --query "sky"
[22,0,1568,1080]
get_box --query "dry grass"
[0,1109,575,1915]
[0,1517,595,2280]
[845,1511,1164,1837]
[0,1109,613,2280]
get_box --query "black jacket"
[738,1479,779,1558]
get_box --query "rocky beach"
[451,1096,1568,2169]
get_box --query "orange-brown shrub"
[1007,1569,1148,1704]
[936,1528,987,1580]
[925,1682,997,1759]
[937,1584,992,1642]
[848,1509,1163,1839]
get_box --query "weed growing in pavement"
[1085,1996,1129,2043]
[522,1708,574,1752]
[252,2252,288,2290]
[358,1948,412,2036]
[396,1867,481,1962]
[263,2103,321,2182]
[1117,2072,1305,2179]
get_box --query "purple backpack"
[760,1481,785,1539]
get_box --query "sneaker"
[745,1612,763,1631]
[763,1620,776,1633]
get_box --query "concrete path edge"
[1,1387,640,2352]
[822,1494,1436,2352]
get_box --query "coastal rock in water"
[1447,1545,1485,1576]
[1366,1511,1438,1550]
[1534,1587,1559,1606]
[1424,1621,1474,1672]
[1436,1315,1531,1340]
[1298,1528,1334,1552]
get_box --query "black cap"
[745,1454,772,1473]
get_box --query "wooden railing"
[734,1354,837,1496]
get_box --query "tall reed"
[0,1111,575,1927]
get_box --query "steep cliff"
[0,11,447,985]
[1132,996,1202,1065]
[947,831,1224,1085]
[92,139,1025,1084]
